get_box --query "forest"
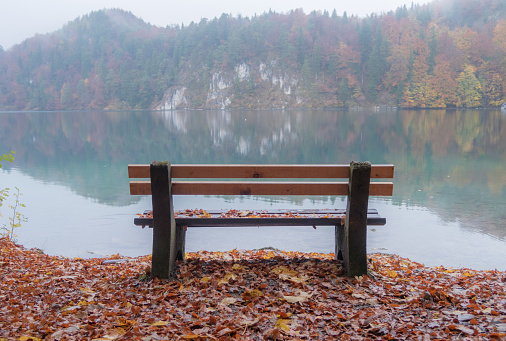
[0,0,506,110]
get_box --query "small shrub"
[1,146,26,241]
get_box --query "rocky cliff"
[155,61,326,110]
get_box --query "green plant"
[1,144,26,241]
[0,187,8,218]
[1,187,27,241]
[0,147,14,226]
[0,150,15,169]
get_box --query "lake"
[1,109,505,270]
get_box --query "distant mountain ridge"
[1,0,506,110]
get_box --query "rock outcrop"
[155,61,307,110]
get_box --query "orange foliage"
[452,27,478,58]
[1,237,505,340]
[493,19,506,55]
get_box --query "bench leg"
[175,225,186,261]
[150,161,177,279]
[335,224,344,261]
[342,161,371,277]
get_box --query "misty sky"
[0,0,432,50]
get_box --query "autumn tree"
[402,36,433,108]
[480,69,504,107]
[13,83,28,110]
[456,64,482,107]
[452,26,477,64]
[430,57,458,107]
[492,19,506,57]
[382,15,418,104]
[437,31,465,77]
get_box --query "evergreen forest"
[1,0,506,110]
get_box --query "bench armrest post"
[340,161,371,277]
[150,161,177,279]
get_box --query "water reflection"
[0,109,505,267]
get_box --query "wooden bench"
[128,161,394,279]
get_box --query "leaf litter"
[1,237,505,340]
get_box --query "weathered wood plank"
[130,181,393,196]
[130,181,152,195]
[128,164,394,179]
[128,164,150,178]
[371,164,394,179]
[172,181,350,195]
[369,182,393,196]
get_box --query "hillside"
[1,0,506,110]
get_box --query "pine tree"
[367,31,389,101]
[227,31,242,65]
[296,27,305,68]
[427,26,438,75]
[60,82,74,109]
[312,33,322,73]
[338,77,351,107]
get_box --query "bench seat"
[134,208,386,227]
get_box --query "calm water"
[1,109,505,270]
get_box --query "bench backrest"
[128,164,394,197]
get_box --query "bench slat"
[130,181,393,196]
[128,164,394,179]
[133,209,386,227]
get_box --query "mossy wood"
[129,162,394,279]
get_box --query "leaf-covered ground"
[1,237,505,340]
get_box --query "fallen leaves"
[137,208,346,221]
[283,289,311,304]
[1,237,505,340]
